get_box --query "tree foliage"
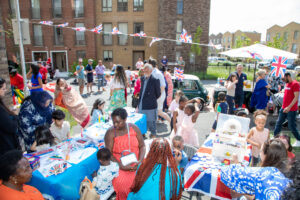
[190,26,203,56]
[233,34,251,48]
[267,36,288,50]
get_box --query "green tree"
[190,26,202,72]
[267,36,288,50]
[233,34,251,48]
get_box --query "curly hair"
[130,138,182,200]
[0,150,24,181]
[282,159,300,200]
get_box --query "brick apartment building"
[1,0,96,72]
[221,30,261,50]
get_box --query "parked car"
[172,74,210,110]
[258,61,271,69]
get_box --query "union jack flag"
[149,37,162,47]
[57,22,69,28]
[130,31,147,37]
[174,67,184,80]
[112,27,122,35]
[90,24,103,33]
[72,27,86,32]
[245,50,263,60]
[180,29,192,44]
[270,56,287,78]
[39,21,53,25]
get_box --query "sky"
[209,0,300,41]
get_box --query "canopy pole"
[253,60,257,88]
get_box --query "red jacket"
[10,73,24,90]
[39,66,48,80]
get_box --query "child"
[172,136,188,173]
[50,110,70,144]
[168,90,184,117]
[170,95,189,140]
[225,73,238,114]
[246,110,270,166]
[235,108,249,117]
[30,125,55,152]
[276,134,295,162]
[91,98,105,125]
[92,148,119,200]
[250,69,270,110]
[211,92,228,132]
[177,99,201,147]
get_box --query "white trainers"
[292,140,300,147]
[297,114,300,119]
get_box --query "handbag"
[119,124,138,166]
[131,93,139,108]
[79,177,99,200]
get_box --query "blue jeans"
[274,109,300,140]
[235,92,244,108]
[97,74,104,90]
[226,95,235,114]
[147,120,157,136]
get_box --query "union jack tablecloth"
[184,132,252,200]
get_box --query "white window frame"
[50,50,69,72]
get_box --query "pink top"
[175,108,185,129]
[168,99,179,117]
[133,78,141,96]
[250,127,269,157]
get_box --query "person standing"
[230,64,247,108]
[85,59,94,94]
[7,55,19,70]
[9,68,24,91]
[38,61,48,84]
[250,69,270,110]
[177,56,185,69]
[76,58,85,96]
[161,56,168,68]
[274,72,300,147]
[125,66,132,93]
[95,60,106,93]
[138,64,161,137]
[135,58,144,70]
[26,64,43,93]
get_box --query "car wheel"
[198,100,204,111]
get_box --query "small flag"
[39,21,53,25]
[72,27,86,32]
[130,31,147,37]
[270,56,287,78]
[57,22,69,28]
[174,67,184,81]
[112,27,122,35]
[245,50,263,60]
[180,29,192,43]
[209,41,216,49]
[149,37,162,47]
[91,24,103,34]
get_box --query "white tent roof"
[220,44,298,60]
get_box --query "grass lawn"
[194,66,255,81]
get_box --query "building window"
[294,30,299,40]
[284,32,288,40]
[190,53,195,64]
[75,23,86,45]
[176,52,181,61]
[177,0,183,15]
[227,37,231,42]
[176,20,182,45]
[31,0,40,19]
[33,25,43,46]
[291,44,297,53]
[133,0,143,11]
[266,33,270,41]
[76,50,86,59]
[52,0,62,18]
[9,0,16,18]
[102,0,112,12]
[118,0,128,12]
[103,50,113,62]
[223,37,226,43]
[276,33,280,39]
[74,0,84,18]
[103,23,112,45]
[133,23,144,45]
[227,45,230,49]
[33,52,48,62]
[54,27,64,45]
[118,23,128,45]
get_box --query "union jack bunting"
[180,29,192,43]
[112,27,122,34]
[130,31,147,37]
[39,21,53,25]
[57,22,69,28]
[149,37,162,47]
[72,27,86,32]
[90,24,103,33]
[174,67,184,80]
[245,50,263,60]
[270,56,287,78]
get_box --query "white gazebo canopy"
[220,44,298,60]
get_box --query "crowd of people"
[0,54,299,200]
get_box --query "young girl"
[276,134,295,162]
[246,110,270,166]
[170,95,188,140]
[30,125,55,152]
[91,98,105,125]
[250,69,270,110]
[26,64,43,92]
[225,73,238,114]
[168,90,184,117]
[92,148,119,200]
[177,99,201,147]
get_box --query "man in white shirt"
[136,57,144,70]
[148,58,171,123]
[125,66,132,93]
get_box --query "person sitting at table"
[18,91,55,150]
[281,159,300,200]
[50,110,70,144]
[172,136,188,173]
[220,139,290,200]
[104,108,145,200]
[0,150,44,200]
[30,125,55,152]
[92,148,119,200]
[127,138,183,200]
[90,98,105,125]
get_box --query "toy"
[24,154,40,171]
[223,159,230,165]
[49,162,68,176]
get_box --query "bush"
[71,58,97,73]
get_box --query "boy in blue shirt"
[212,92,228,132]
[172,135,188,173]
